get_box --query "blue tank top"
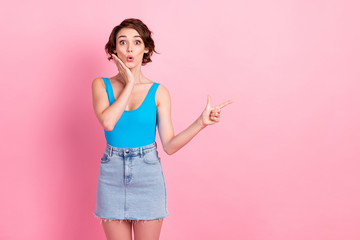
[102,77,160,148]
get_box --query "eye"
[119,40,141,45]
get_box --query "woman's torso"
[102,77,161,148]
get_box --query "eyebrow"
[118,35,141,39]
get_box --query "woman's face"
[113,27,149,68]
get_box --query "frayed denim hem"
[93,212,166,224]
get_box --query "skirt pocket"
[143,149,161,165]
[100,153,111,164]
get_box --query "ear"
[144,48,149,54]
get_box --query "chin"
[126,62,138,67]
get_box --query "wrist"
[196,116,207,129]
[125,80,135,88]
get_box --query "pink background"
[1,0,360,239]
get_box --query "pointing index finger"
[218,99,234,109]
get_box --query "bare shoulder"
[92,77,105,89]
[91,77,107,104]
[157,83,171,97]
[156,83,171,107]
[158,83,171,93]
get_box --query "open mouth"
[127,56,134,62]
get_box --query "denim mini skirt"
[93,141,169,223]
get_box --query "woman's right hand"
[111,53,135,85]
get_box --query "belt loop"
[140,147,143,158]
[109,146,113,157]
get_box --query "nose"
[127,43,133,52]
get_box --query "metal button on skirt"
[93,141,169,221]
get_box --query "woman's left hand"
[199,95,234,127]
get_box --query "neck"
[130,64,145,84]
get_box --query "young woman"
[92,18,233,240]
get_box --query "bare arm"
[157,85,234,155]
[92,78,135,131]
[156,84,206,155]
[92,53,137,131]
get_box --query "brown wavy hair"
[105,18,159,66]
